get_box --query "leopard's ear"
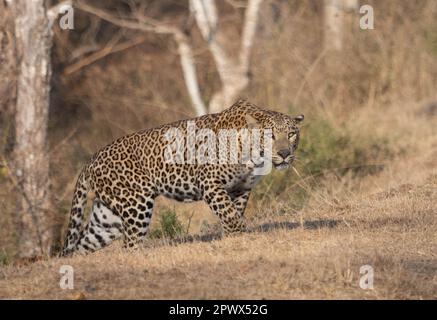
[245,113,260,129]
[294,114,304,123]
[235,98,248,105]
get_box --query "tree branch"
[76,1,174,34]
[173,32,208,116]
[75,0,263,115]
[239,0,263,71]
[190,0,236,82]
[75,1,207,115]
[189,0,218,41]
[63,33,147,76]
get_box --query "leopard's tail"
[61,169,90,256]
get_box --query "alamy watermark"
[359,265,374,289]
[54,4,374,32]
[360,5,374,30]
[49,3,74,30]
[56,264,374,292]
[163,121,275,175]
[59,265,74,290]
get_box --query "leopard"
[61,99,304,256]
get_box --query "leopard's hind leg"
[75,199,123,254]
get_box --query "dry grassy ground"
[0,177,435,299]
[0,109,435,299]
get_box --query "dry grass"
[0,178,435,299]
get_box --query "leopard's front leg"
[231,191,251,217]
[202,185,246,235]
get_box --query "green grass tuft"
[0,250,10,266]
[149,207,186,240]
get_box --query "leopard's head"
[245,111,304,170]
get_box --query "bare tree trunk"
[12,0,53,257]
[324,0,359,51]
[324,0,343,51]
[0,1,17,145]
[190,0,263,113]
[173,32,208,116]
[343,0,359,12]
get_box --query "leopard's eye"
[289,132,297,141]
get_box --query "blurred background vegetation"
[1,0,436,260]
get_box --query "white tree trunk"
[343,0,359,12]
[324,0,343,51]
[13,0,53,257]
[324,0,359,51]
[190,0,263,113]
[173,32,208,116]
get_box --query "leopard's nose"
[277,149,291,159]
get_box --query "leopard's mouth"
[274,162,290,170]
[272,154,294,170]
